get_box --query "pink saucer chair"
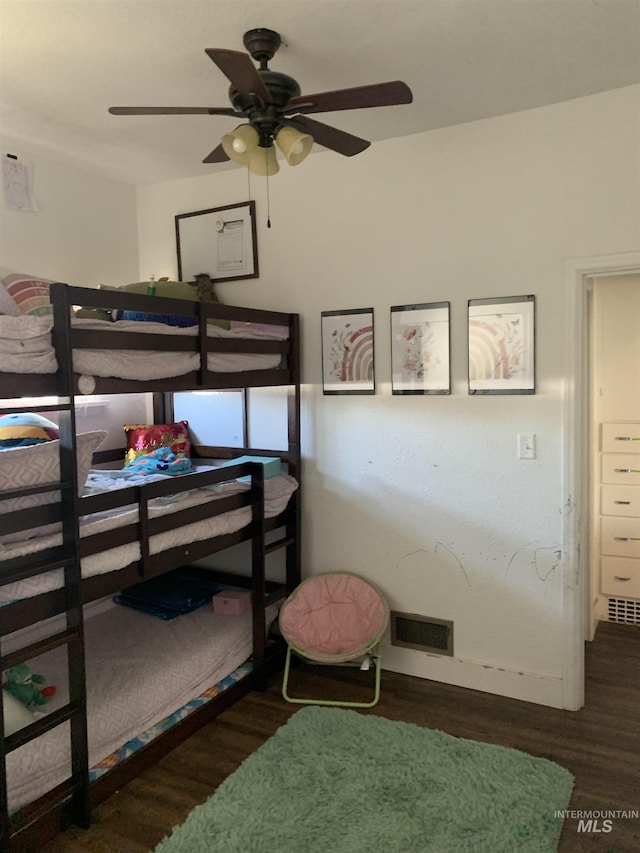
[279,572,389,708]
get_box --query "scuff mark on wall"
[505,543,563,581]
[397,548,429,565]
[396,544,471,588]
[559,496,575,516]
[533,546,563,581]
[434,541,471,587]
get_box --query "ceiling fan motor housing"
[243,28,282,63]
[229,70,301,111]
[229,68,301,146]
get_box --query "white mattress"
[0,315,287,378]
[5,600,278,813]
[0,473,298,601]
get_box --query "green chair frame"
[282,638,384,709]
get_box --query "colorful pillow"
[1,273,58,317]
[0,412,59,449]
[0,281,21,316]
[125,446,195,476]
[0,431,106,543]
[124,421,190,467]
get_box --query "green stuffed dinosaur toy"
[3,663,56,709]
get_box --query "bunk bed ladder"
[0,415,90,846]
[0,285,91,847]
[52,284,92,833]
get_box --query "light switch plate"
[518,434,536,459]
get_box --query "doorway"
[562,252,640,711]
[588,273,640,637]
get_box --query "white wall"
[0,138,150,435]
[0,135,139,286]
[137,86,640,707]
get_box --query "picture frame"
[390,302,451,395]
[175,201,259,283]
[321,308,375,395]
[468,295,536,394]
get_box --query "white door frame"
[562,250,640,710]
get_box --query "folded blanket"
[0,315,286,377]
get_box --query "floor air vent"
[607,597,640,626]
[390,612,453,656]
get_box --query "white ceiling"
[2,0,639,186]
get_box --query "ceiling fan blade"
[109,106,238,116]
[205,48,273,104]
[286,81,412,115]
[203,144,230,164]
[288,116,370,157]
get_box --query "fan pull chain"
[266,147,271,228]
[246,165,251,202]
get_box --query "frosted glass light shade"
[248,145,280,176]
[221,125,259,164]
[276,126,313,166]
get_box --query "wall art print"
[321,308,375,394]
[390,302,451,394]
[467,295,536,394]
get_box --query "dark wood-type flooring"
[36,620,640,853]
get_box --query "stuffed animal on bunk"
[3,663,56,709]
[193,272,220,304]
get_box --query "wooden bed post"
[287,313,302,595]
[153,391,170,424]
[51,284,92,830]
[250,465,267,691]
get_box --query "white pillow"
[0,280,20,316]
[0,430,106,542]
[3,689,36,736]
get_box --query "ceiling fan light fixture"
[248,145,280,176]
[275,126,313,166]
[221,124,259,164]
[109,29,413,172]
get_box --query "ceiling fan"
[109,28,413,175]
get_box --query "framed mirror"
[175,201,259,283]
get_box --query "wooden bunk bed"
[0,283,301,851]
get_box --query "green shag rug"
[154,706,574,853]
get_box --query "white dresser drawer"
[601,454,640,486]
[601,484,640,518]
[601,556,640,599]
[601,516,640,558]
[601,422,640,454]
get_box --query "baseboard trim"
[382,644,565,709]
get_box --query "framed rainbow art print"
[467,295,536,394]
[321,308,375,395]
